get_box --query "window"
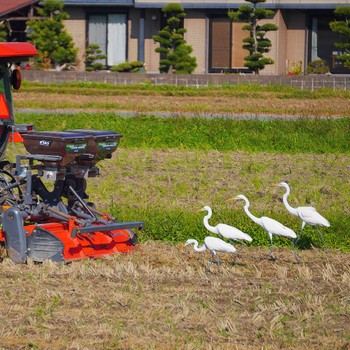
[309,13,350,74]
[88,14,127,67]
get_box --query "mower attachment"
[1,203,143,263]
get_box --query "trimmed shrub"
[110,61,144,73]
[307,59,330,74]
[85,44,107,71]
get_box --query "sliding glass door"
[88,13,127,67]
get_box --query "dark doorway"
[209,17,249,73]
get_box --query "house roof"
[0,0,39,17]
[63,0,349,9]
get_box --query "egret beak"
[226,197,238,202]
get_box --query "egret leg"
[205,252,214,273]
[214,253,221,271]
[268,233,276,261]
[231,253,237,266]
[292,239,301,262]
[206,252,221,272]
[230,240,246,250]
[294,222,305,248]
[236,240,247,247]
[292,238,298,252]
[268,247,276,261]
[231,240,245,261]
[316,227,327,250]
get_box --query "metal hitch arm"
[71,221,144,238]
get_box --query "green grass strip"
[113,207,349,251]
[16,113,350,154]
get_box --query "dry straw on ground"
[0,242,349,349]
[15,91,350,117]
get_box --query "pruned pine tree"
[228,0,278,74]
[26,0,77,69]
[153,3,197,74]
[329,6,350,69]
[85,44,107,71]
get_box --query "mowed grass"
[0,82,348,349]
[17,80,350,98]
[14,81,350,117]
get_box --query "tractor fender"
[2,207,27,263]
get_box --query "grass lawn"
[0,82,348,349]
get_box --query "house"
[62,0,350,74]
[1,0,350,74]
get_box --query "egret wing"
[261,216,296,238]
[297,206,330,226]
[204,236,236,253]
[217,223,252,242]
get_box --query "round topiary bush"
[307,59,330,74]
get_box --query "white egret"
[200,206,253,244]
[185,236,236,271]
[277,182,330,247]
[233,194,297,261]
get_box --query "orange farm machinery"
[0,42,143,263]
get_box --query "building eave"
[63,0,350,10]
[64,0,133,5]
[133,3,349,10]
[0,0,38,17]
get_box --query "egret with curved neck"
[185,236,236,272]
[233,194,297,261]
[201,206,252,244]
[277,182,330,247]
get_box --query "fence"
[21,70,350,91]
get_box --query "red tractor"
[0,42,143,263]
